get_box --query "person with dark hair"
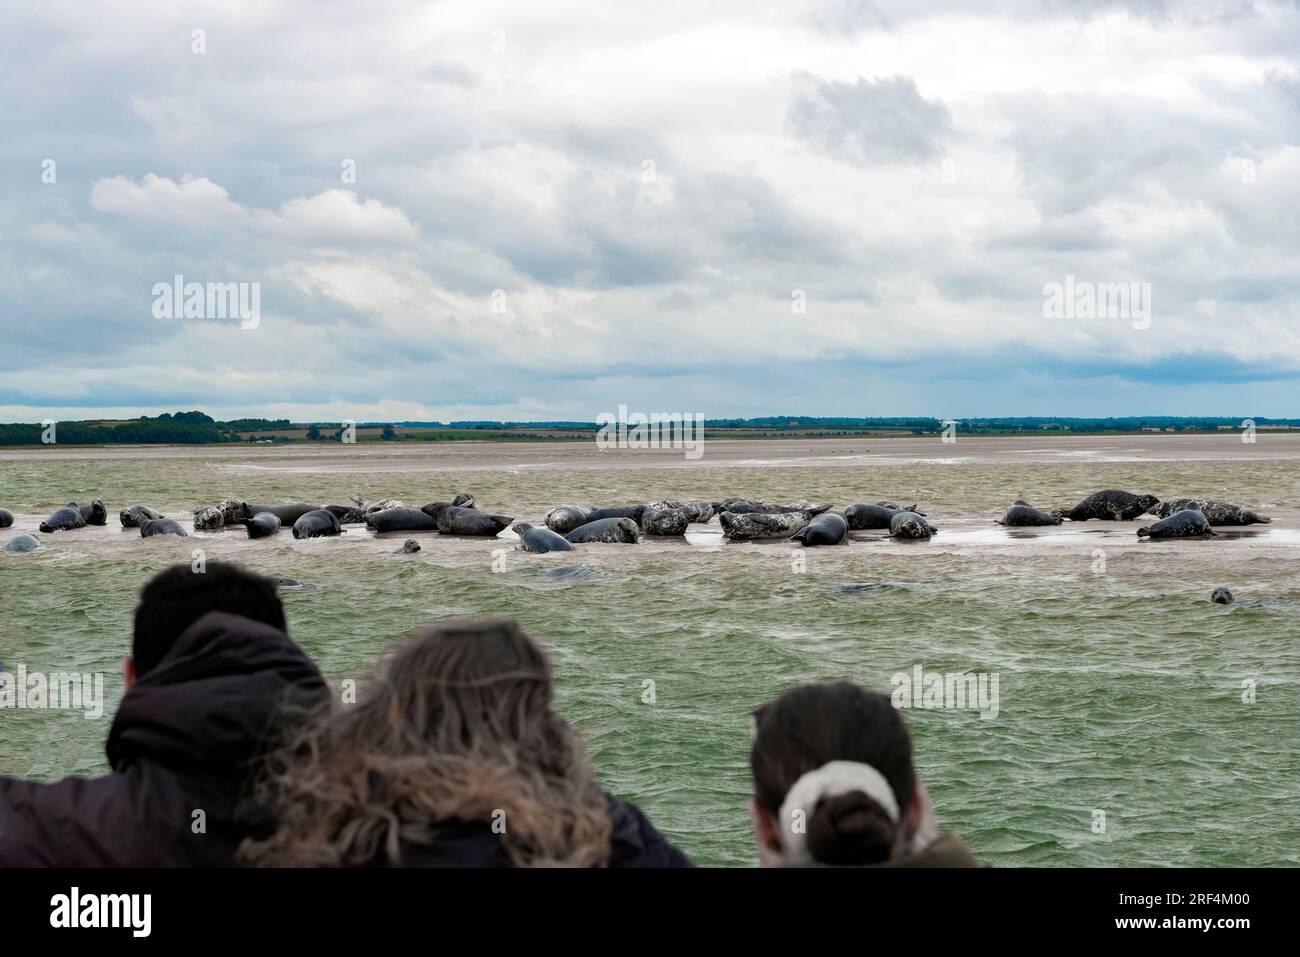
[240,618,691,868]
[748,681,977,867]
[0,562,325,866]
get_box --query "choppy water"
[2,440,1298,866]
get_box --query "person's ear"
[748,798,783,853]
[123,657,137,691]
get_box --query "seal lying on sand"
[1137,503,1215,539]
[4,533,40,553]
[1058,490,1159,521]
[719,509,815,541]
[293,509,342,539]
[996,501,1063,527]
[39,505,86,533]
[250,503,319,525]
[544,506,592,535]
[246,512,281,539]
[0,508,12,528]
[349,496,404,515]
[790,512,848,546]
[843,503,918,530]
[647,501,715,523]
[565,517,639,544]
[1211,587,1234,604]
[889,511,938,540]
[716,499,831,516]
[585,505,648,525]
[426,504,513,536]
[119,505,165,527]
[193,506,225,531]
[77,500,108,526]
[140,518,187,538]
[366,507,437,533]
[1152,499,1271,526]
[640,506,691,536]
[513,522,575,552]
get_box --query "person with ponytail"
[748,681,977,867]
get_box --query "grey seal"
[1137,504,1215,539]
[396,539,422,554]
[427,504,513,536]
[4,533,41,553]
[843,503,915,530]
[139,518,187,538]
[119,505,165,527]
[1211,587,1234,604]
[513,522,575,552]
[716,499,831,516]
[889,511,938,539]
[246,512,281,539]
[640,506,691,536]
[250,503,319,525]
[544,506,592,535]
[39,505,86,533]
[192,506,225,531]
[565,517,640,544]
[719,510,816,541]
[584,505,648,525]
[366,507,438,533]
[292,509,343,539]
[76,499,108,526]
[0,508,12,529]
[1059,490,1159,521]
[1152,499,1271,526]
[790,512,849,546]
[997,501,1063,527]
[647,500,715,523]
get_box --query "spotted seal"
[889,511,938,539]
[1151,499,1271,526]
[719,509,816,541]
[1137,503,1215,539]
[1058,490,1159,521]
[119,505,165,528]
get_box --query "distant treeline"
[1,413,1296,446]
[0,412,292,446]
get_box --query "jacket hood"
[106,610,324,777]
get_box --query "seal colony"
[1,489,1277,558]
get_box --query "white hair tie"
[777,761,900,865]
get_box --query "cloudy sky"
[3,0,1299,422]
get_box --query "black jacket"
[399,795,693,868]
[0,611,324,866]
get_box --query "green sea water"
[2,441,1298,866]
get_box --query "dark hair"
[132,562,286,675]
[240,618,612,867]
[750,682,916,865]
